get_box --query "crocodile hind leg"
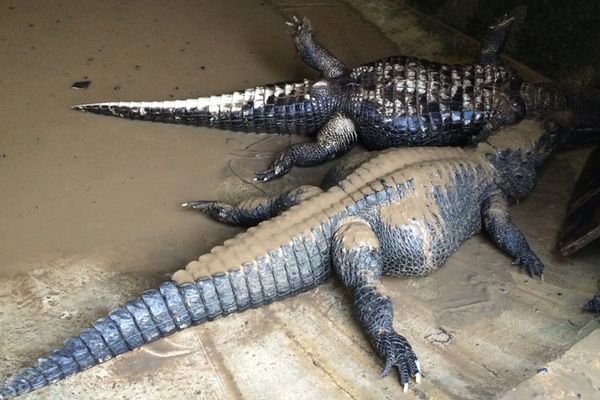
[332,220,421,392]
[479,15,514,65]
[182,185,322,227]
[255,112,357,181]
[286,16,347,79]
[482,191,545,278]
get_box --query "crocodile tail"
[71,80,330,135]
[0,260,331,398]
[519,82,570,117]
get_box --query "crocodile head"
[480,119,562,201]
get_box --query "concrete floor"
[0,0,598,399]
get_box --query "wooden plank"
[558,146,600,256]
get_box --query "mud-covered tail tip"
[0,339,92,398]
[0,279,229,398]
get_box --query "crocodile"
[0,118,567,398]
[71,16,597,181]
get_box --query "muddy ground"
[0,0,598,399]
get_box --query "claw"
[380,357,394,378]
[403,383,408,393]
[415,372,421,384]
[253,170,275,182]
[285,16,303,35]
[529,267,544,279]
[254,157,292,181]
[182,200,213,210]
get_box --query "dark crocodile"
[1,119,567,398]
[71,16,597,181]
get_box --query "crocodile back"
[345,56,513,149]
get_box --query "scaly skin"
[584,294,600,313]
[1,119,564,398]
[72,16,596,181]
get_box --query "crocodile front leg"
[479,15,514,65]
[332,220,421,392]
[182,185,322,227]
[482,191,545,277]
[255,112,357,181]
[286,16,347,79]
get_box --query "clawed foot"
[512,253,545,279]
[182,200,235,222]
[254,153,293,182]
[376,331,421,392]
[254,169,277,182]
[285,15,312,38]
[490,14,514,29]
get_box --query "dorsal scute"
[174,187,348,281]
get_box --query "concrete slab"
[501,329,600,400]
[0,0,598,399]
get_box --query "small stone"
[536,367,549,375]
[72,80,91,90]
